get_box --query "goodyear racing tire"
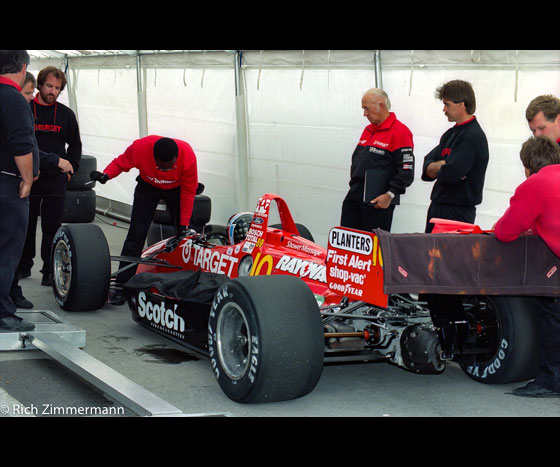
[51,224,111,311]
[459,296,539,384]
[67,154,97,190]
[208,275,324,403]
[62,189,96,223]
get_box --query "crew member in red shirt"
[494,136,560,398]
[91,135,198,304]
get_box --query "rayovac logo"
[329,228,373,255]
[275,255,326,283]
[137,291,185,333]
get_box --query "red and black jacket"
[349,112,414,204]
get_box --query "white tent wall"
[240,49,560,247]
[72,66,140,205]
[142,59,239,224]
[383,66,560,235]
[242,63,381,247]
[27,50,560,249]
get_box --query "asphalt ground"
[0,213,558,419]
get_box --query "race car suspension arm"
[320,309,389,330]
[109,242,183,278]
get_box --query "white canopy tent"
[27,49,560,248]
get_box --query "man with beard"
[17,67,81,287]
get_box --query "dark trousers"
[19,172,67,277]
[0,175,29,319]
[533,297,560,392]
[425,202,476,233]
[341,183,396,232]
[116,177,180,285]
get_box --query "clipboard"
[363,169,393,203]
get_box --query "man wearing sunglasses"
[91,135,198,305]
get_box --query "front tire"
[208,275,324,403]
[51,224,111,311]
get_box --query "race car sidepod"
[124,269,228,347]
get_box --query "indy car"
[49,189,557,404]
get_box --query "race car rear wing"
[377,229,560,297]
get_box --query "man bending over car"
[91,135,198,305]
[494,136,560,398]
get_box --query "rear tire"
[51,224,111,311]
[208,275,324,403]
[459,296,539,384]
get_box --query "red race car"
[50,191,551,404]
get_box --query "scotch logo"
[137,292,185,333]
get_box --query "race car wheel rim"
[53,239,72,298]
[464,297,500,362]
[216,303,251,381]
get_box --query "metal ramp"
[1,311,227,417]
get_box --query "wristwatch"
[387,191,395,199]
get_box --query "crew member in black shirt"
[0,50,36,331]
[422,80,489,233]
[17,66,82,286]
[421,80,489,360]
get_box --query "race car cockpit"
[226,212,254,245]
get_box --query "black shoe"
[12,296,33,309]
[0,315,35,332]
[511,381,560,398]
[41,274,52,287]
[108,289,125,306]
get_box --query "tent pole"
[374,50,383,88]
[234,51,251,212]
[136,52,148,138]
[64,56,79,123]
